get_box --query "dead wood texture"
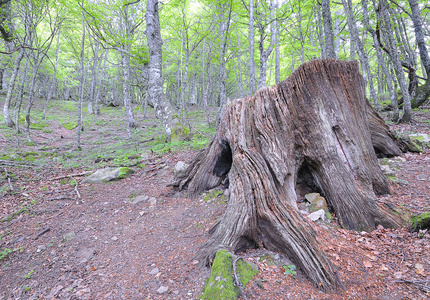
[173,60,402,289]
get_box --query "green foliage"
[203,190,225,202]
[0,248,13,261]
[23,270,34,279]
[283,265,297,278]
[62,122,78,130]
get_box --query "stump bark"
[173,60,402,289]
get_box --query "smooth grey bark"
[235,30,244,96]
[146,0,172,135]
[248,0,256,95]
[316,4,325,58]
[77,4,85,149]
[217,0,231,107]
[275,6,280,84]
[378,0,412,122]
[321,0,336,59]
[408,0,430,76]
[121,49,137,138]
[14,58,29,134]
[43,29,61,119]
[342,0,378,109]
[88,38,99,115]
[362,0,398,121]
[257,0,275,89]
[3,48,24,127]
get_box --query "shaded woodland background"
[1,0,430,140]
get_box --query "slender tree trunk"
[248,0,255,95]
[321,0,336,59]
[342,0,378,109]
[88,39,99,115]
[217,0,230,107]
[25,58,43,142]
[14,58,29,134]
[43,29,61,120]
[275,8,280,84]
[77,4,85,149]
[235,31,244,97]
[362,0,399,121]
[146,0,173,135]
[378,0,412,122]
[3,48,25,127]
[258,0,275,89]
[121,50,137,138]
[408,0,430,76]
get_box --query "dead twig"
[47,195,72,201]
[73,177,81,199]
[34,228,50,240]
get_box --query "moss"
[24,155,35,162]
[118,167,134,179]
[62,122,78,130]
[23,151,39,157]
[410,135,425,141]
[171,124,190,143]
[410,212,430,232]
[200,250,258,300]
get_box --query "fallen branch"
[47,195,72,201]
[47,171,91,181]
[0,160,38,167]
[395,279,430,293]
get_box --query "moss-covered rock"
[171,124,190,143]
[410,212,430,231]
[118,167,135,179]
[200,250,258,300]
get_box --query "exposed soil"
[1,101,430,299]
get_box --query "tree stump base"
[173,60,403,289]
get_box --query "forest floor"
[0,98,430,299]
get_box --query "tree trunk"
[172,60,402,289]
[146,0,173,135]
[77,3,86,149]
[248,0,255,95]
[3,48,24,127]
[321,0,336,59]
[377,0,412,122]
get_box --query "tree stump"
[173,60,402,290]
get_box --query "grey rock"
[82,167,134,184]
[75,248,95,264]
[63,232,75,242]
[174,161,189,179]
[131,195,149,205]
[157,286,168,294]
[307,209,326,222]
[416,174,428,181]
[149,267,159,275]
[149,197,157,206]
[36,245,47,252]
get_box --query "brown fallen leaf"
[363,260,373,268]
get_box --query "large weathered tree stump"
[173,60,402,289]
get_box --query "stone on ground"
[82,167,134,183]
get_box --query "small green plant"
[23,269,34,279]
[0,248,13,261]
[60,178,68,185]
[41,185,47,191]
[283,264,297,278]
[69,179,77,186]
[23,285,31,291]
[203,190,225,202]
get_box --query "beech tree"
[172,60,403,289]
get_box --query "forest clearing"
[1,0,430,299]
